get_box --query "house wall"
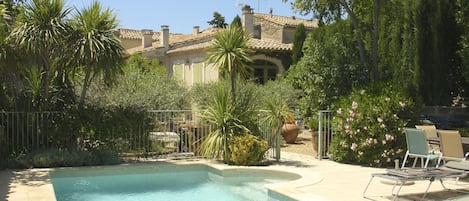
[255,18,283,42]
[169,53,218,87]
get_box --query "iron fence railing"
[0,111,62,155]
[257,110,281,161]
[0,110,279,160]
[318,110,334,159]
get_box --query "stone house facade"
[118,5,318,86]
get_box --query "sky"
[65,0,313,34]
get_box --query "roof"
[121,28,221,55]
[120,12,316,55]
[166,37,292,54]
[254,13,318,28]
[249,38,292,51]
[118,28,160,40]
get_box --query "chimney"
[160,25,169,50]
[141,29,153,48]
[193,26,200,35]
[242,5,253,36]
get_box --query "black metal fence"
[0,110,280,160]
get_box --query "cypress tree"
[292,23,306,65]
[231,15,242,28]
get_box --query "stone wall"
[255,18,283,42]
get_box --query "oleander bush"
[329,83,418,167]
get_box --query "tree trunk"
[230,66,236,102]
[78,67,92,107]
[372,0,380,82]
[340,0,368,73]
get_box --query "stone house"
[118,5,318,86]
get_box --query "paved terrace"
[2,151,469,201]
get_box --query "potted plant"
[281,113,300,143]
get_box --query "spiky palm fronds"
[69,1,124,106]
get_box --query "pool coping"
[1,159,324,201]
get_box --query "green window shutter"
[173,64,183,81]
[193,62,203,83]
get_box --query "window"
[250,60,278,84]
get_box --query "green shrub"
[329,83,418,167]
[6,148,122,169]
[228,134,269,166]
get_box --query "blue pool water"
[50,164,298,201]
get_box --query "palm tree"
[206,25,252,102]
[69,1,125,106]
[9,0,73,106]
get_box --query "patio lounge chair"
[439,129,469,164]
[363,161,469,201]
[416,125,439,146]
[401,128,442,169]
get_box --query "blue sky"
[66,0,313,34]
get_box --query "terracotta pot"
[281,123,300,144]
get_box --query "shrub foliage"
[330,83,417,167]
[228,134,269,166]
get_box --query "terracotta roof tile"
[118,28,160,40]
[167,37,291,54]
[248,38,292,51]
[254,13,318,28]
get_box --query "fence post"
[318,111,323,160]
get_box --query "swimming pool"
[50,164,300,201]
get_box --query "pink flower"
[385,134,394,141]
[337,108,342,115]
[351,143,358,151]
[377,117,383,123]
[352,101,358,110]
[399,101,406,108]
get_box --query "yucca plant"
[199,82,257,163]
[206,25,253,102]
[68,1,125,106]
[10,0,73,104]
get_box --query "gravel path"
[281,129,318,157]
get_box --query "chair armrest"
[464,152,469,160]
[429,147,440,154]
